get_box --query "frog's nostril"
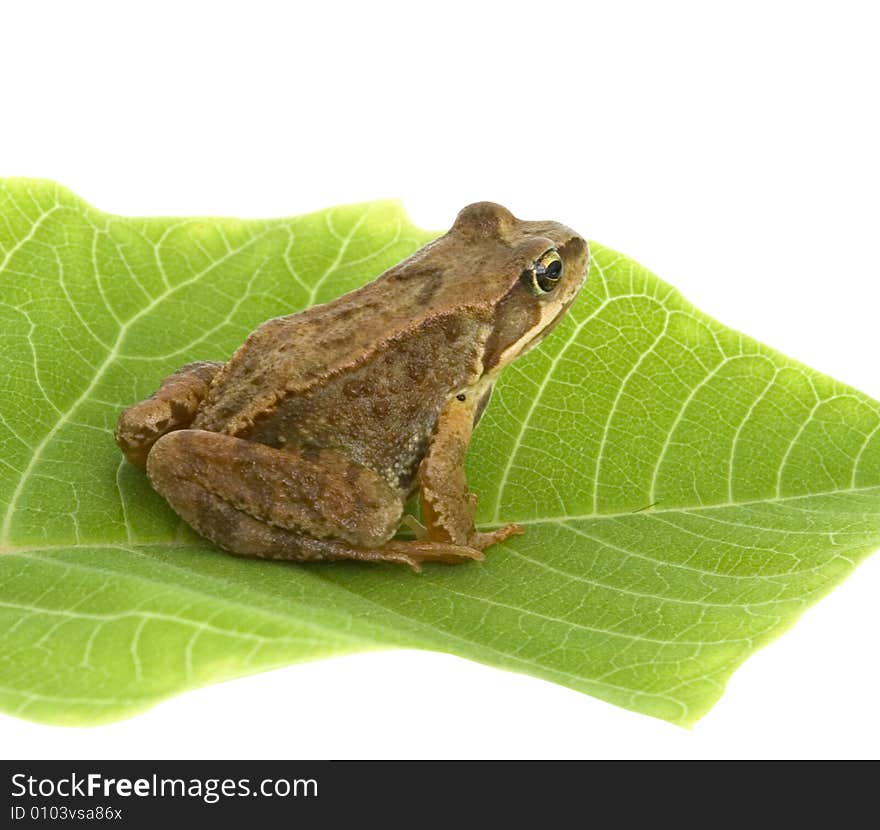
[559,237,588,277]
[562,236,587,259]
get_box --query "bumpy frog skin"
[115,203,589,570]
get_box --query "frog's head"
[448,201,590,373]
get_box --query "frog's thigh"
[147,430,486,569]
[115,361,223,468]
[147,429,404,550]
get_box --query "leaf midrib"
[3,481,880,559]
[493,483,880,525]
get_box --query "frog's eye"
[523,249,563,294]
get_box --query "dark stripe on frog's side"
[481,282,544,372]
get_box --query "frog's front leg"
[115,361,223,468]
[145,430,483,570]
[418,393,525,551]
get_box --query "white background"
[1,0,879,759]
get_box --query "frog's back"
[193,274,491,439]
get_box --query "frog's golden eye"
[523,249,563,294]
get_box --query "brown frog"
[115,202,589,570]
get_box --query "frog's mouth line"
[524,295,577,351]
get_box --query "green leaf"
[2,179,879,727]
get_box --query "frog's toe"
[369,541,484,571]
[471,523,525,550]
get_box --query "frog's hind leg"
[146,429,482,571]
[115,361,223,468]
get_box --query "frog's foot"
[352,540,484,572]
[247,537,482,573]
[469,522,525,551]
